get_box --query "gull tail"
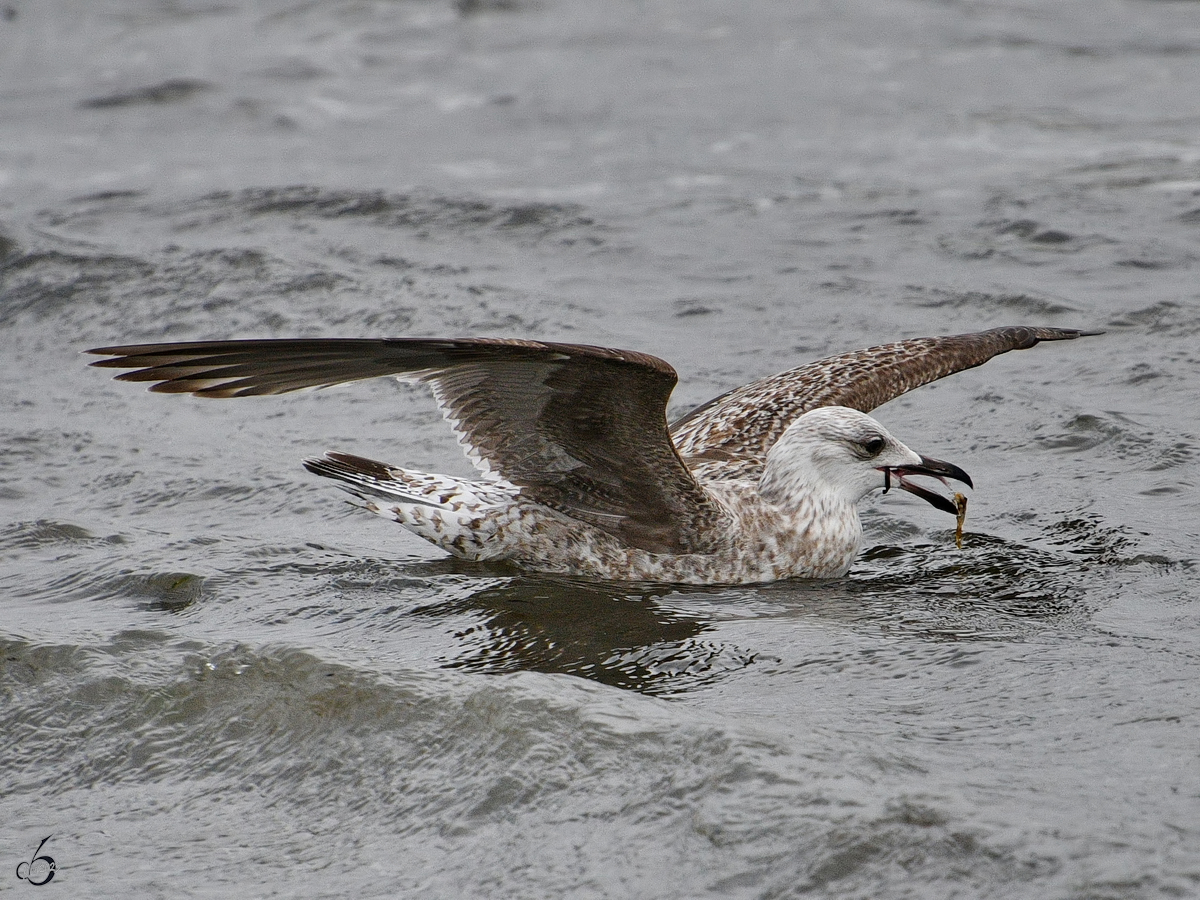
[303,452,443,507]
[301,452,513,559]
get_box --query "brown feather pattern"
[669,326,1097,481]
[89,337,727,554]
[88,326,1096,557]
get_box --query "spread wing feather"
[89,326,1097,548]
[88,338,729,554]
[670,326,1098,482]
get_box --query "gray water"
[2,1,1199,897]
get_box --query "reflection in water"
[388,526,1097,695]
[65,519,1111,698]
[407,573,757,696]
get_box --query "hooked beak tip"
[914,454,973,490]
[880,455,972,514]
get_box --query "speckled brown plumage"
[671,326,1094,482]
[89,326,1095,583]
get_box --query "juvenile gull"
[89,326,1094,584]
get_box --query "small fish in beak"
[953,492,968,548]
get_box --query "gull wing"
[88,337,728,554]
[670,326,1098,482]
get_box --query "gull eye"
[861,436,886,457]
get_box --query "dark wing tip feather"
[86,338,680,398]
[996,325,1102,347]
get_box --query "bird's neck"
[748,475,864,578]
[758,457,851,512]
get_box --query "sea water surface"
[2,1,1199,897]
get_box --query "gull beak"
[880,455,973,514]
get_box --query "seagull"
[88,326,1095,584]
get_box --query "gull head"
[758,406,972,512]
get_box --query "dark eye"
[861,436,886,457]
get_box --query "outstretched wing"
[88,338,728,554]
[670,326,1098,482]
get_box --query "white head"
[758,406,971,512]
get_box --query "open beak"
[880,455,973,514]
